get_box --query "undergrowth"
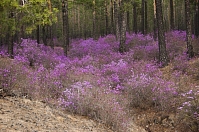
[0,31,199,131]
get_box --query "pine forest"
[1,0,199,131]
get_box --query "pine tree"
[185,0,194,58]
[62,0,69,56]
[155,0,169,66]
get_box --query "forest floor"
[0,96,113,132]
[0,95,146,132]
[0,92,187,132]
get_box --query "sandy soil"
[0,96,146,132]
[0,96,113,132]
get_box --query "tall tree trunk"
[47,0,54,48]
[0,37,2,47]
[37,25,40,44]
[195,0,199,37]
[99,7,102,36]
[83,6,87,39]
[170,0,175,30]
[198,0,199,37]
[155,0,169,66]
[49,25,54,49]
[145,0,148,34]
[8,12,14,58]
[71,4,75,39]
[77,5,81,38]
[141,0,145,34]
[127,11,130,32]
[62,0,69,56]
[133,2,138,34]
[153,0,157,41]
[185,0,194,58]
[110,0,114,34]
[114,0,120,41]
[105,0,109,35]
[93,0,97,39]
[15,14,20,44]
[42,26,47,46]
[8,30,14,59]
[119,1,126,53]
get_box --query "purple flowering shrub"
[125,33,159,61]
[14,39,61,69]
[178,89,199,131]
[188,58,199,79]
[126,33,154,47]
[0,57,30,96]
[0,45,8,57]
[172,53,189,73]
[0,58,16,93]
[26,62,73,101]
[192,38,199,55]
[125,31,187,62]
[123,60,178,110]
[69,38,113,58]
[58,79,129,131]
[166,30,186,42]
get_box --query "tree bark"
[170,0,175,30]
[133,2,138,34]
[37,25,40,44]
[83,6,87,39]
[153,0,157,41]
[195,0,199,37]
[185,0,194,58]
[47,0,54,48]
[77,5,81,38]
[119,1,126,53]
[8,12,14,59]
[62,0,69,56]
[145,0,148,34]
[110,0,115,34]
[114,0,120,41]
[105,0,109,35]
[93,0,97,39]
[8,30,14,59]
[49,25,54,49]
[141,0,145,34]
[155,0,169,66]
[127,11,130,32]
[198,0,199,37]
[42,26,47,46]
[0,37,2,47]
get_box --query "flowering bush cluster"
[178,89,199,131]
[0,57,30,96]
[14,39,64,69]
[69,38,113,58]
[0,31,197,131]
[0,67,15,92]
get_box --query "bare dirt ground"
[0,96,113,132]
[0,96,146,132]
